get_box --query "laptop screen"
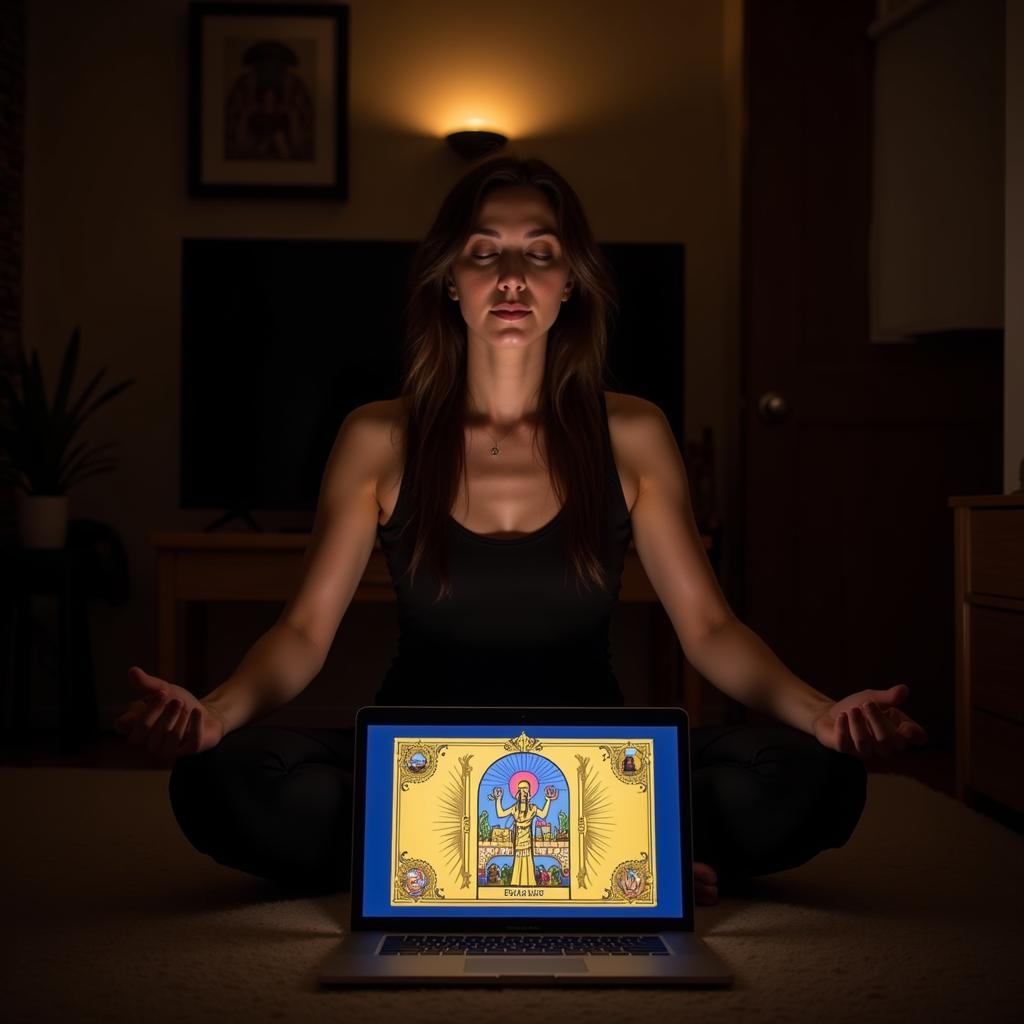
[358,720,684,920]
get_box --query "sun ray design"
[480,751,564,796]
[575,754,614,888]
[432,754,474,888]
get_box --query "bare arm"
[622,397,832,735]
[680,619,832,735]
[202,401,397,734]
[491,789,514,820]
[201,623,327,735]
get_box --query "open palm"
[113,666,225,764]
[812,683,927,758]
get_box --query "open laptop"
[319,705,734,986]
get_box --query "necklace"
[482,422,519,456]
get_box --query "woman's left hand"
[811,684,928,758]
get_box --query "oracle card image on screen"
[389,730,658,908]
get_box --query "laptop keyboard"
[379,934,669,956]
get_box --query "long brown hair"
[396,155,620,602]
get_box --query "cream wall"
[23,0,742,727]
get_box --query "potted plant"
[0,326,134,548]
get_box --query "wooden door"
[739,0,1003,747]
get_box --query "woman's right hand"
[113,666,226,764]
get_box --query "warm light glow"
[356,3,720,143]
[439,107,508,138]
[445,115,505,137]
[368,74,558,138]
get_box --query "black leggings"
[167,720,867,895]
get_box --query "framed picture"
[187,2,348,199]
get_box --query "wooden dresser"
[948,494,1024,814]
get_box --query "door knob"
[757,391,789,424]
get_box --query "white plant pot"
[16,492,70,549]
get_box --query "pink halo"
[508,770,538,798]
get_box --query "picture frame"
[187,2,348,199]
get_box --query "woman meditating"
[115,156,927,906]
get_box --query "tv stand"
[150,532,716,722]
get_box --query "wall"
[22,0,743,727]
[0,0,25,511]
[1007,0,1024,492]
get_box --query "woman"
[115,156,927,906]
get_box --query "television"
[180,238,684,528]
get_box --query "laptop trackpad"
[465,957,589,975]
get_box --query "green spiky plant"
[0,327,134,497]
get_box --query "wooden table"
[151,532,713,723]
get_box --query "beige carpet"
[1,766,1022,1024]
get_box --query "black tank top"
[375,390,633,707]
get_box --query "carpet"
[1,767,1021,1023]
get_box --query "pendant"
[490,446,500,455]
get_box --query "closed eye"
[472,253,552,262]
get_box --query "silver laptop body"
[320,705,733,986]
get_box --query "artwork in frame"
[187,2,348,199]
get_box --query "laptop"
[319,705,734,986]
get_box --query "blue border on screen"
[362,724,683,919]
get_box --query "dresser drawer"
[969,708,1024,814]
[970,605,1024,725]
[970,509,1024,600]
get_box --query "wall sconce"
[445,129,508,159]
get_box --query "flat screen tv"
[180,238,684,527]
